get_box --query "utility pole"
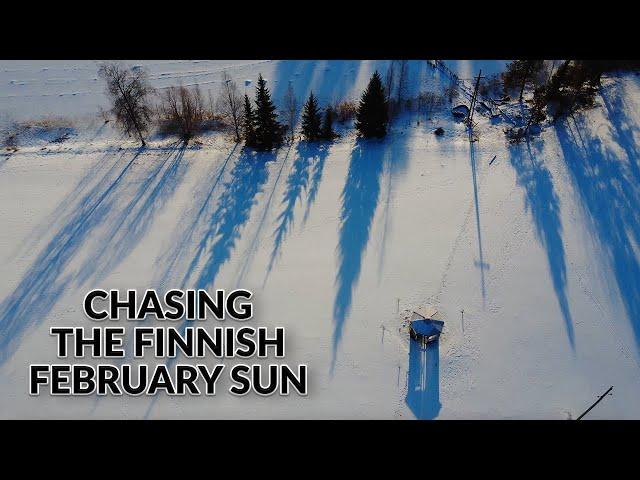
[577,386,614,420]
[468,69,483,132]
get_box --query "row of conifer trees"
[243,71,389,151]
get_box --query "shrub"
[334,100,357,123]
[157,85,209,142]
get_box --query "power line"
[577,386,613,420]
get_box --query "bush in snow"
[334,100,357,124]
[158,85,209,142]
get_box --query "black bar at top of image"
[1,8,636,60]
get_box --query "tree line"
[99,63,391,150]
[100,60,639,148]
[499,59,640,140]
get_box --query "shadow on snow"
[0,147,140,362]
[155,143,239,289]
[508,139,574,349]
[331,139,385,373]
[377,121,411,279]
[0,141,191,364]
[182,149,272,292]
[555,107,640,353]
[405,338,441,419]
[233,145,292,289]
[302,143,330,226]
[265,142,330,282]
[77,143,188,285]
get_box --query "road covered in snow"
[1,60,639,419]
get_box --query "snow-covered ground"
[0,60,639,419]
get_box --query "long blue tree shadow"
[302,143,330,226]
[76,143,188,285]
[155,144,239,289]
[509,140,574,349]
[265,142,317,279]
[234,146,292,288]
[377,119,411,277]
[183,149,272,291]
[556,115,640,352]
[405,338,441,419]
[331,139,385,372]
[0,148,144,363]
[12,144,124,259]
[600,77,640,183]
[144,149,272,419]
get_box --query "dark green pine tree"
[320,105,337,140]
[243,94,257,148]
[300,92,322,141]
[355,71,389,138]
[254,74,283,150]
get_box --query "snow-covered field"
[1,60,639,419]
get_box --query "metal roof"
[411,304,438,320]
[410,319,444,338]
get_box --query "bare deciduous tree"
[396,60,408,111]
[158,85,206,142]
[98,62,152,146]
[385,62,395,97]
[218,72,243,143]
[282,84,298,143]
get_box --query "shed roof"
[410,319,444,338]
[411,304,438,320]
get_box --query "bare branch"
[98,62,152,146]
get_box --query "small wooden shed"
[408,304,444,344]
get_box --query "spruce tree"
[320,105,337,140]
[355,71,388,138]
[502,60,545,102]
[253,74,283,150]
[243,94,257,148]
[301,92,322,141]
